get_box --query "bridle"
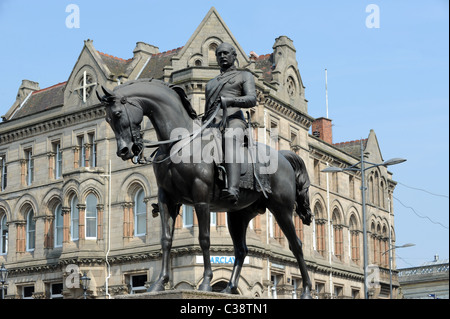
[113,94,222,165]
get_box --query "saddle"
[201,125,272,197]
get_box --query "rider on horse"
[203,42,257,204]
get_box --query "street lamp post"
[322,140,406,299]
[80,271,91,299]
[0,263,7,299]
[382,243,415,299]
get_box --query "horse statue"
[99,78,314,298]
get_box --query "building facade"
[398,256,449,299]
[0,8,400,299]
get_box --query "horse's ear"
[96,90,105,104]
[102,85,114,97]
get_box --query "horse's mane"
[115,78,198,119]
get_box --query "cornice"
[0,105,106,145]
[261,91,314,130]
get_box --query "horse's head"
[98,86,144,161]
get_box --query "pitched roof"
[97,51,133,76]
[333,139,368,158]
[137,47,183,79]
[10,82,66,120]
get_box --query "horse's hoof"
[221,286,239,295]
[147,282,165,293]
[198,283,212,292]
[300,292,313,299]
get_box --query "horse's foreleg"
[195,202,213,292]
[148,189,178,292]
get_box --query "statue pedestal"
[114,289,251,299]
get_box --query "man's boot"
[221,162,240,204]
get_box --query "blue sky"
[0,0,448,268]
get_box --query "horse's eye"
[114,111,122,118]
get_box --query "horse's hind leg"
[223,210,255,294]
[270,207,313,299]
[148,189,178,292]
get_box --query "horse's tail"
[279,150,312,226]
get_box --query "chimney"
[312,117,333,144]
[16,79,40,100]
[133,42,159,59]
[434,254,439,262]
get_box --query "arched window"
[0,213,8,255]
[26,209,35,251]
[54,204,63,247]
[208,43,218,65]
[332,209,343,261]
[369,176,374,204]
[349,215,360,264]
[71,196,79,241]
[85,194,97,239]
[134,189,146,236]
[380,180,386,208]
[314,202,326,257]
[374,172,380,206]
[382,225,389,267]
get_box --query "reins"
[130,99,222,165]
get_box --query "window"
[77,135,85,168]
[314,203,326,257]
[315,282,325,299]
[270,121,280,150]
[208,43,218,65]
[22,285,34,299]
[134,189,146,236]
[50,283,63,299]
[54,204,63,247]
[85,194,97,239]
[210,212,217,226]
[26,209,35,251]
[182,205,194,228]
[130,274,147,294]
[351,288,360,299]
[0,155,7,191]
[294,215,304,242]
[25,149,34,185]
[71,196,79,241]
[349,216,360,264]
[314,159,320,186]
[334,285,343,298]
[349,175,355,199]
[332,209,343,261]
[87,132,97,167]
[0,213,8,255]
[292,278,300,299]
[53,142,62,179]
[271,274,283,299]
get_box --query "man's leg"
[221,119,246,203]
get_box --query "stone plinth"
[114,290,251,299]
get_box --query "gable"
[171,7,249,70]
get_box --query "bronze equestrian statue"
[99,42,313,298]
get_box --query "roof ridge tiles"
[97,51,132,62]
[32,81,67,95]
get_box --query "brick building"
[0,7,400,299]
